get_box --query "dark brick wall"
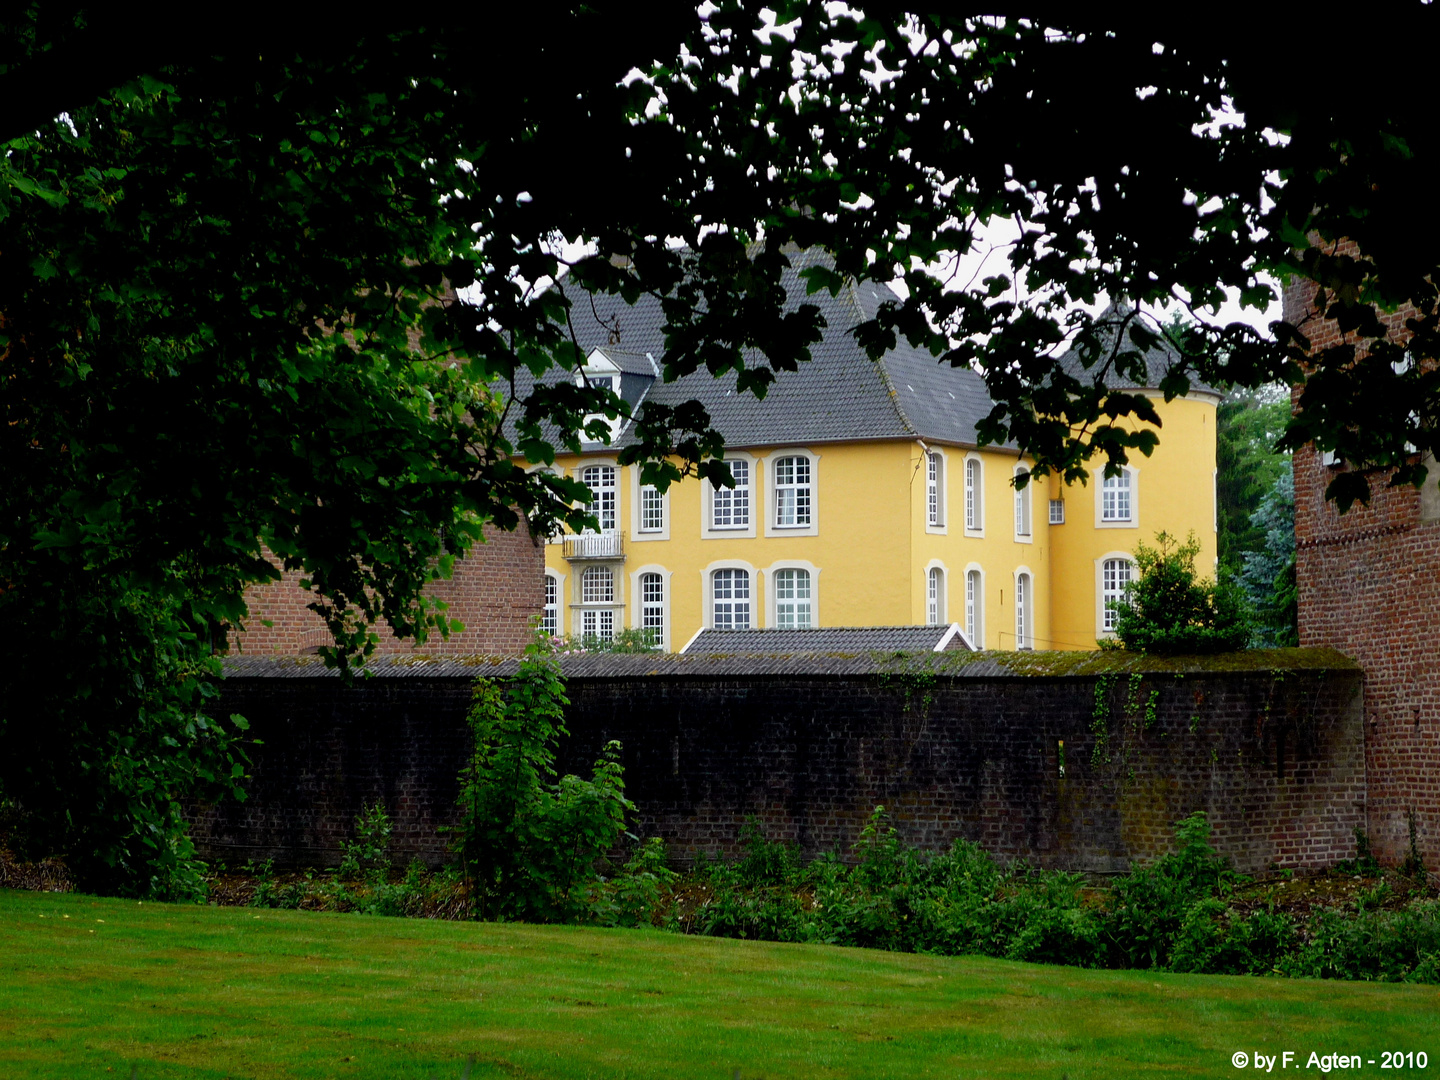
[194,666,1365,874]
[1284,262,1440,866]
[230,521,543,658]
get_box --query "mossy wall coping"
[220,646,1358,682]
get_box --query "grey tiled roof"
[510,248,1012,452]
[590,348,658,376]
[1056,301,1221,396]
[683,625,971,654]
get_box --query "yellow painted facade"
[532,390,1217,652]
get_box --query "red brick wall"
[1285,259,1440,867]
[230,521,543,658]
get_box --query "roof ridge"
[872,348,919,437]
[842,277,918,437]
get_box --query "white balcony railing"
[563,531,624,561]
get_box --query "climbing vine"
[1091,673,1118,768]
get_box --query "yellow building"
[522,259,1218,652]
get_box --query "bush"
[449,637,634,921]
[1111,531,1252,654]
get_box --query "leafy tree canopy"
[1110,533,1252,656]
[1217,387,1291,573]
[3,4,1437,891]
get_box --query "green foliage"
[245,803,466,918]
[1216,388,1292,574]
[1103,812,1235,968]
[1111,532,1253,654]
[3,7,1435,896]
[1239,468,1298,647]
[0,584,251,898]
[587,838,680,929]
[1338,829,1384,879]
[450,639,634,921]
[1279,903,1440,983]
[672,811,1440,984]
[567,628,662,653]
[336,801,393,880]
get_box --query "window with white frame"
[1101,558,1134,632]
[581,464,617,533]
[1015,572,1033,650]
[965,569,982,646]
[927,452,944,526]
[774,455,812,527]
[774,569,812,628]
[965,457,982,531]
[640,572,665,647]
[581,565,614,604]
[1101,470,1132,522]
[927,567,945,626]
[712,568,751,629]
[1014,466,1032,537]
[541,574,559,636]
[1049,498,1065,525]
[639,484,665,532]
[712,460,750,529]
[580,608,615,641]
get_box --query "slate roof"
[509,248,1013,452]
[1055,301,1222,396]
[682,625,971,654]
[589,348,658,376]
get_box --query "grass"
[2,889,1437,1080]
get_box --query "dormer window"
[578,348,625,443]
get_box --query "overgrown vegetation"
[449,638,634,920]
[562,628,662,653]
[661,810,1440,983]
[1109,531,1253,654]
[1238,469,1298,648]
[1216,387,1292,576]
[219,807,1440,985]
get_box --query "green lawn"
[2,889,1436,1080]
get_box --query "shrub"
[449,637,633,921]
[1111,531,1252,654]
[587,838,678,929]
[1104,811,1235,968]
[1280,902,1440,983]
[565,628,661,653]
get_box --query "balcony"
[563,531,625,561]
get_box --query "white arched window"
[541,573,559,636]
[639,572,665,647]
[927,566,945,625]
[712,568,751,629]
[774,455,812,527]
[1102,557,1134,632]
[774,569,812,628]
[965,569,982,647]
[581,464,617,533]
[1102,469,1133,523]
[1014,466,1032,537]
[965,457,983,531]
[927,452,945,527]
[1015,571,1033,650]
